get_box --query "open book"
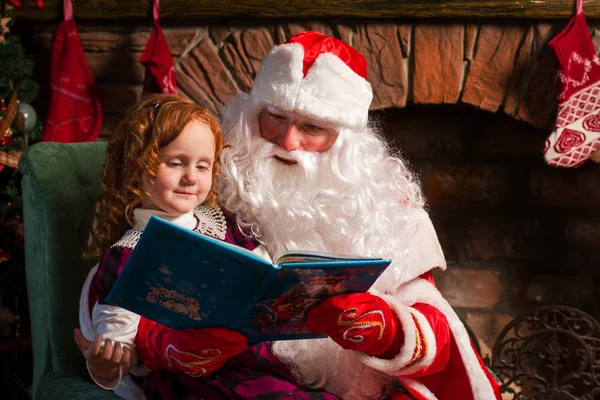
[106,216,391,341]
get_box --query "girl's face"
[144,120,215,215]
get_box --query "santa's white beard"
[219,95,424,262]
[228,134,376,258]
[218,94,427,398]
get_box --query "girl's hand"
[74,328,138,381]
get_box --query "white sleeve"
[91,303,141,347]
[87,303,141,390]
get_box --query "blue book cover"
[106,216,391,341]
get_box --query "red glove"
[135,317,247,377]
[307,292,403,359]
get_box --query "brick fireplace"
[21,19,600,360]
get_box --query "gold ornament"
[0,150,20,169]
[0,16,10,44]
[0,88,18,137]
[0,89,20,169]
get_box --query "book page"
[274,250,379,266]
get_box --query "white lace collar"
[113,205,227,249]
[133,208,198,231]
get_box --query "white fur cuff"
[357,293,436,375]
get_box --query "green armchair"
[20,141,120,399]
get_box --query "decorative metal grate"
[491,305,600,400]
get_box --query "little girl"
[75,94,258,399]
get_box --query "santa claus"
[213,31,502,400]
[78,31,502,400]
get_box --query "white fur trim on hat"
[251,43,373,130]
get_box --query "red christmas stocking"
[40,0,102,143]
[8,0,44,7]
[140,0,178,96]
[543,0,600,167]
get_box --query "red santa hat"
[250,31,373,131]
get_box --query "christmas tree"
[0,4,43,399]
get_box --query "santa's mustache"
[251,137,320,172]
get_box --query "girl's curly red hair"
[86,94,225,258]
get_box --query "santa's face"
[258,105,339,161]
[219,95,422,260]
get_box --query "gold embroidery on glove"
[165,344,222,372]
[337,308,385,342]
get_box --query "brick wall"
[19,19,600,360]
[380,104,600,358]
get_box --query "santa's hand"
[307,292,403,358]
[136,318,247,377]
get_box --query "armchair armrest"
[36,371,120,400]
[19,142,108,396]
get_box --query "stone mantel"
[32,21,565,129]
[26,3,600,130]
[196,22,559,129]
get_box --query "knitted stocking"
[543,0,600,167]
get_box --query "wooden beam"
[11,0,600,21]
